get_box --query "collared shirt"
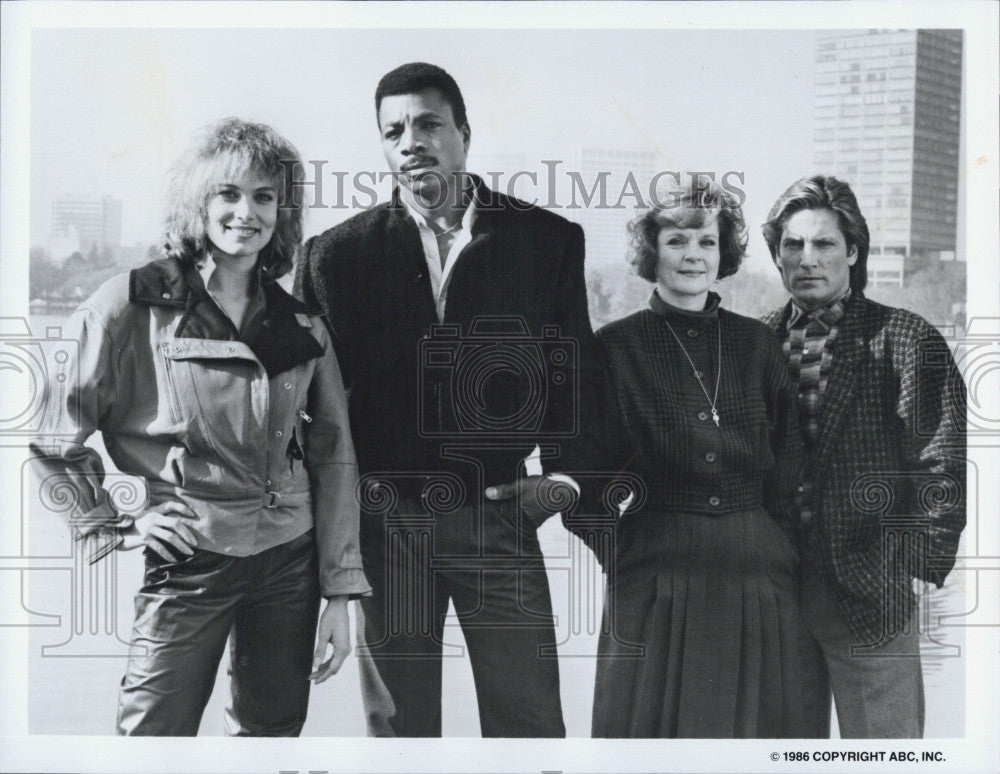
[401,196,477,322]
[782,288,851,525]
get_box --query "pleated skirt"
[591,507,816,738]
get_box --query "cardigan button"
[697,411,708,421]
[686,329,698,338]
[708,496,721,507]
[705,452,717,463]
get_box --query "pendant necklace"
[661,316,722,428]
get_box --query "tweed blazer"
[294,177,597,503]
[763,293,966,643]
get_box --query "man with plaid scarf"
[761,176,966,738]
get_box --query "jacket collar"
[131,255,319,314]
[252,282,326,377]
[764,300,795,337]
[130,255,324,377]
[129,255,194,309]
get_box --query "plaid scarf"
[783,290,851,449]
[782,289,851,525]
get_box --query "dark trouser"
[798,571,924,738]
[357,500,565,737]
[116,531,320,736]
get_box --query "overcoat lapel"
[381,202,438,326]
[444,206,496,322]
[814,294,867,462]
[467,180,499,248]
[462,204,496,260]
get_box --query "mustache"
[401,156,439,172]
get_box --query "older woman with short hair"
[588,178,815,738]
[30,118,369,735]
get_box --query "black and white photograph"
[1,2,998,772]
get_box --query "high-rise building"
[812,29,962,286]
[49,195,123,259]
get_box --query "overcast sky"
[30,27,819,270]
